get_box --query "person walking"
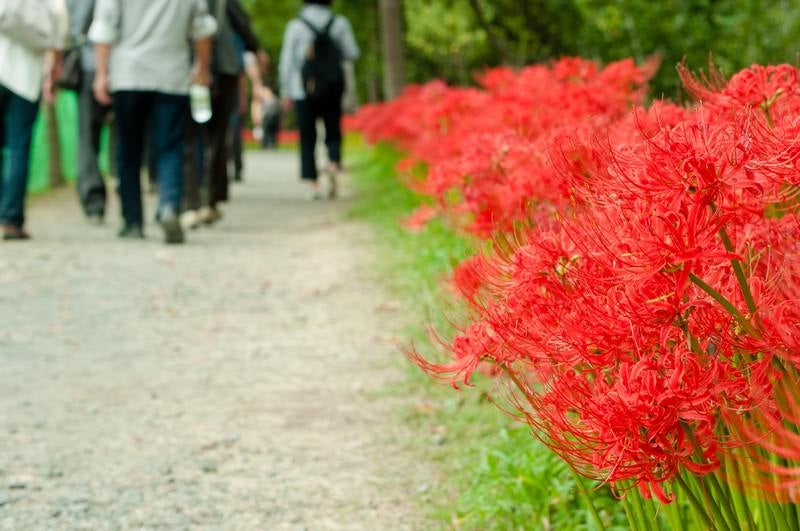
[198,0,262,225]
[0,0,68,240]
[66,0,112,224]
[279,0,360,200]
[89,0,216,244]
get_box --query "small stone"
[200,459,218,474]
[0,493,17,507]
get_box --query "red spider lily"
[349,57,659,236]
[401,204,438,232]
[352,59,800,503]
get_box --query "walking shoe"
[2,225,31,240]
[328,172,339,199]
[322,163,341,199]
[180,209,201,230]
[198,206,222,225]
[306,180,324,200]
[87,213,104,226]
[159,206,185,244]
[118,224,144,239]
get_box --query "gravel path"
[0,151,431,530]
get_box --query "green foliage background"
[242,0,800,100]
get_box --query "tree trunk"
[378,0,405,100]
[45,102,64,188]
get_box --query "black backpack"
[300,16,345,100]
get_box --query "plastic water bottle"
[190,84,212,123]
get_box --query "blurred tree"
[238,0,800,102]
[379,0,406,99]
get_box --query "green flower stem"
[626,487,651,531]
[675,474,717,530]
[723,456,755,531]
[682,427,739,529]
[717,227,759,318]
[688,273,760,338]
[661,496,685,530]
[570,469,607,531]
[620,493,641,530]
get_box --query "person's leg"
[231,111,244,182]
[0,88,8,212]
[295,99,318,181]
[146,128,158,193]
[76,70,109,219]
[182,119,202,210]
[151,92,189,243]
[111,91,149,231]
[321,92,343,166]
[0,87,40,235]
[268,111,280,148]
[206,74,237,211]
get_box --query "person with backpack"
[0,0,68,240]
[279,0,360,200]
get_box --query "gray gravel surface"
[0,151,432,530]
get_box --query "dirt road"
[0,151,430,530]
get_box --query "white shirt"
[279,5,360,101]
[89,0,217,95]
[0,0,69,102]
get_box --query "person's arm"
[192,37,213,86]
[189,0,217,86]
[93,43,112,104]
[226,0,259,52]
[43,0,69,103]
[243,51,265,93]
[88,0,120,105]
[42,50,64,104]
[278,21,295,112]
[338,17,360,61]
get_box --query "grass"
[347,140,630,530]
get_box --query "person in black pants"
[278,0,360,200]
[199,0,262,225]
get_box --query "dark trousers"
[182,119,206,211]
[0,85,39,228]
[77,70,112,216]
[262,109,280,149]
[229,110,244,180]
[294,93,343,181]
[112,91,188,226]
[206,74,238,207]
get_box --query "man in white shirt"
[0,0,68,240]
[90,0,216,244]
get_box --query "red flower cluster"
[351,61,800,503]
[348,57,658,236]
